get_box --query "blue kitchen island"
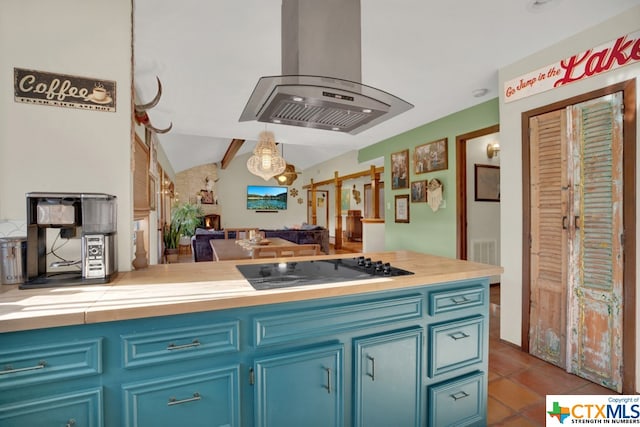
[0,251,502,427]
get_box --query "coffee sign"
[14,68,116,112]
[504,30,640,103]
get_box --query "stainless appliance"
[23,192,117,288]
[0,237,27,285]
[236,256,413,291]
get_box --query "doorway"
[522,80,636,393]
[456,125,500,260]
[307,190,329,228]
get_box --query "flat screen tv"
[246,185,288,210]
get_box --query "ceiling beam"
[220,138,245,169]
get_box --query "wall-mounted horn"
[134,76,173,134]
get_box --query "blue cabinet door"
[122,366,240,427]
[254,343,344,427]
[0,388,103,427]
[353,328,423,427]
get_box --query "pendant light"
[246,130,286,180]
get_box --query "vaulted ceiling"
[133,0,640,174]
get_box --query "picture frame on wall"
[411,180,427,203]
[395,194,410,223]
[414,138,448,174]
[391,149,409,189]
[474,164,500,202]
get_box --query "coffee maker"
[23,192,117,288]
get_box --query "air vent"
[260,93,387,132]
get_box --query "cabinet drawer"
[0,387,103,427]
[429,316,484,377]
[428,371,485,426]
[122,321,239,368]
[122,366,240,427]
[428,284,485,316]
[254,294,423,347]
[0,338,102,389]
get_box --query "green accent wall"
[359,98,499,257]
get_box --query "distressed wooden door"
[529,92,624,392]
[566,93,624,391]
[529,109,569,367]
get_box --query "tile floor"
[487,285,615,426]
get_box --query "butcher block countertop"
[0,251,503,334]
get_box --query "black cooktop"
[236,256,414,291]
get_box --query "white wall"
[0,0,133,271]
[215,152,308,229]
[498,6,640,390]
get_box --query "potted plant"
[163,202,204,262]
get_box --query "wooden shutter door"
[528,109,569,367]
[567,92,624,392]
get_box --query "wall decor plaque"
[14,67,116,112]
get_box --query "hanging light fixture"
[247,130,287,180]
[275,164,298,186]
[273,144,299,185]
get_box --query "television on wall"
[246,185,288,210]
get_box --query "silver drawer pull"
[0,360,47,375]
[168,392,201,406]
[449,331,470,340]
[66,419,76,427]
[167,339,201,351]
[450,391,470,401]
[366,355,376,381]
[451,295,470,304]
[324,368,332,394]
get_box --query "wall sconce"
[486,142,500,159]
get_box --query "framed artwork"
[149,175,156,211]
[200,189,214,204]
[411,180,427,203]
[414,138,448,174]
[474,164,500,202]
[391,149,409,189]
[341,189,351,210]
[395,194,410,223]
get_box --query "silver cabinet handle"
[451,295,470,304]
[450,391,469,401]
[66,419,76,427]
[168,392,201,406]
[324,368,332,394]
[0,360,46,375]
[449,331,470,340]
[366,355,375,381]
[167,339,200,351]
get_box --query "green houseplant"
[163,202,204,262]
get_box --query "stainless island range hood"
[239,0,413,134]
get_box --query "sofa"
[191,226,330,262]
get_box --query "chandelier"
[247,130,286,180]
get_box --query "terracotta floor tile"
[487,396,514,425]
[489,349,529,376]
[510,366,588,395]
[571,381,618,395]
[488,378,542,412]
[521,400,548,426]
[497,414,542,427]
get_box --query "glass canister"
[0,237,27,285]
